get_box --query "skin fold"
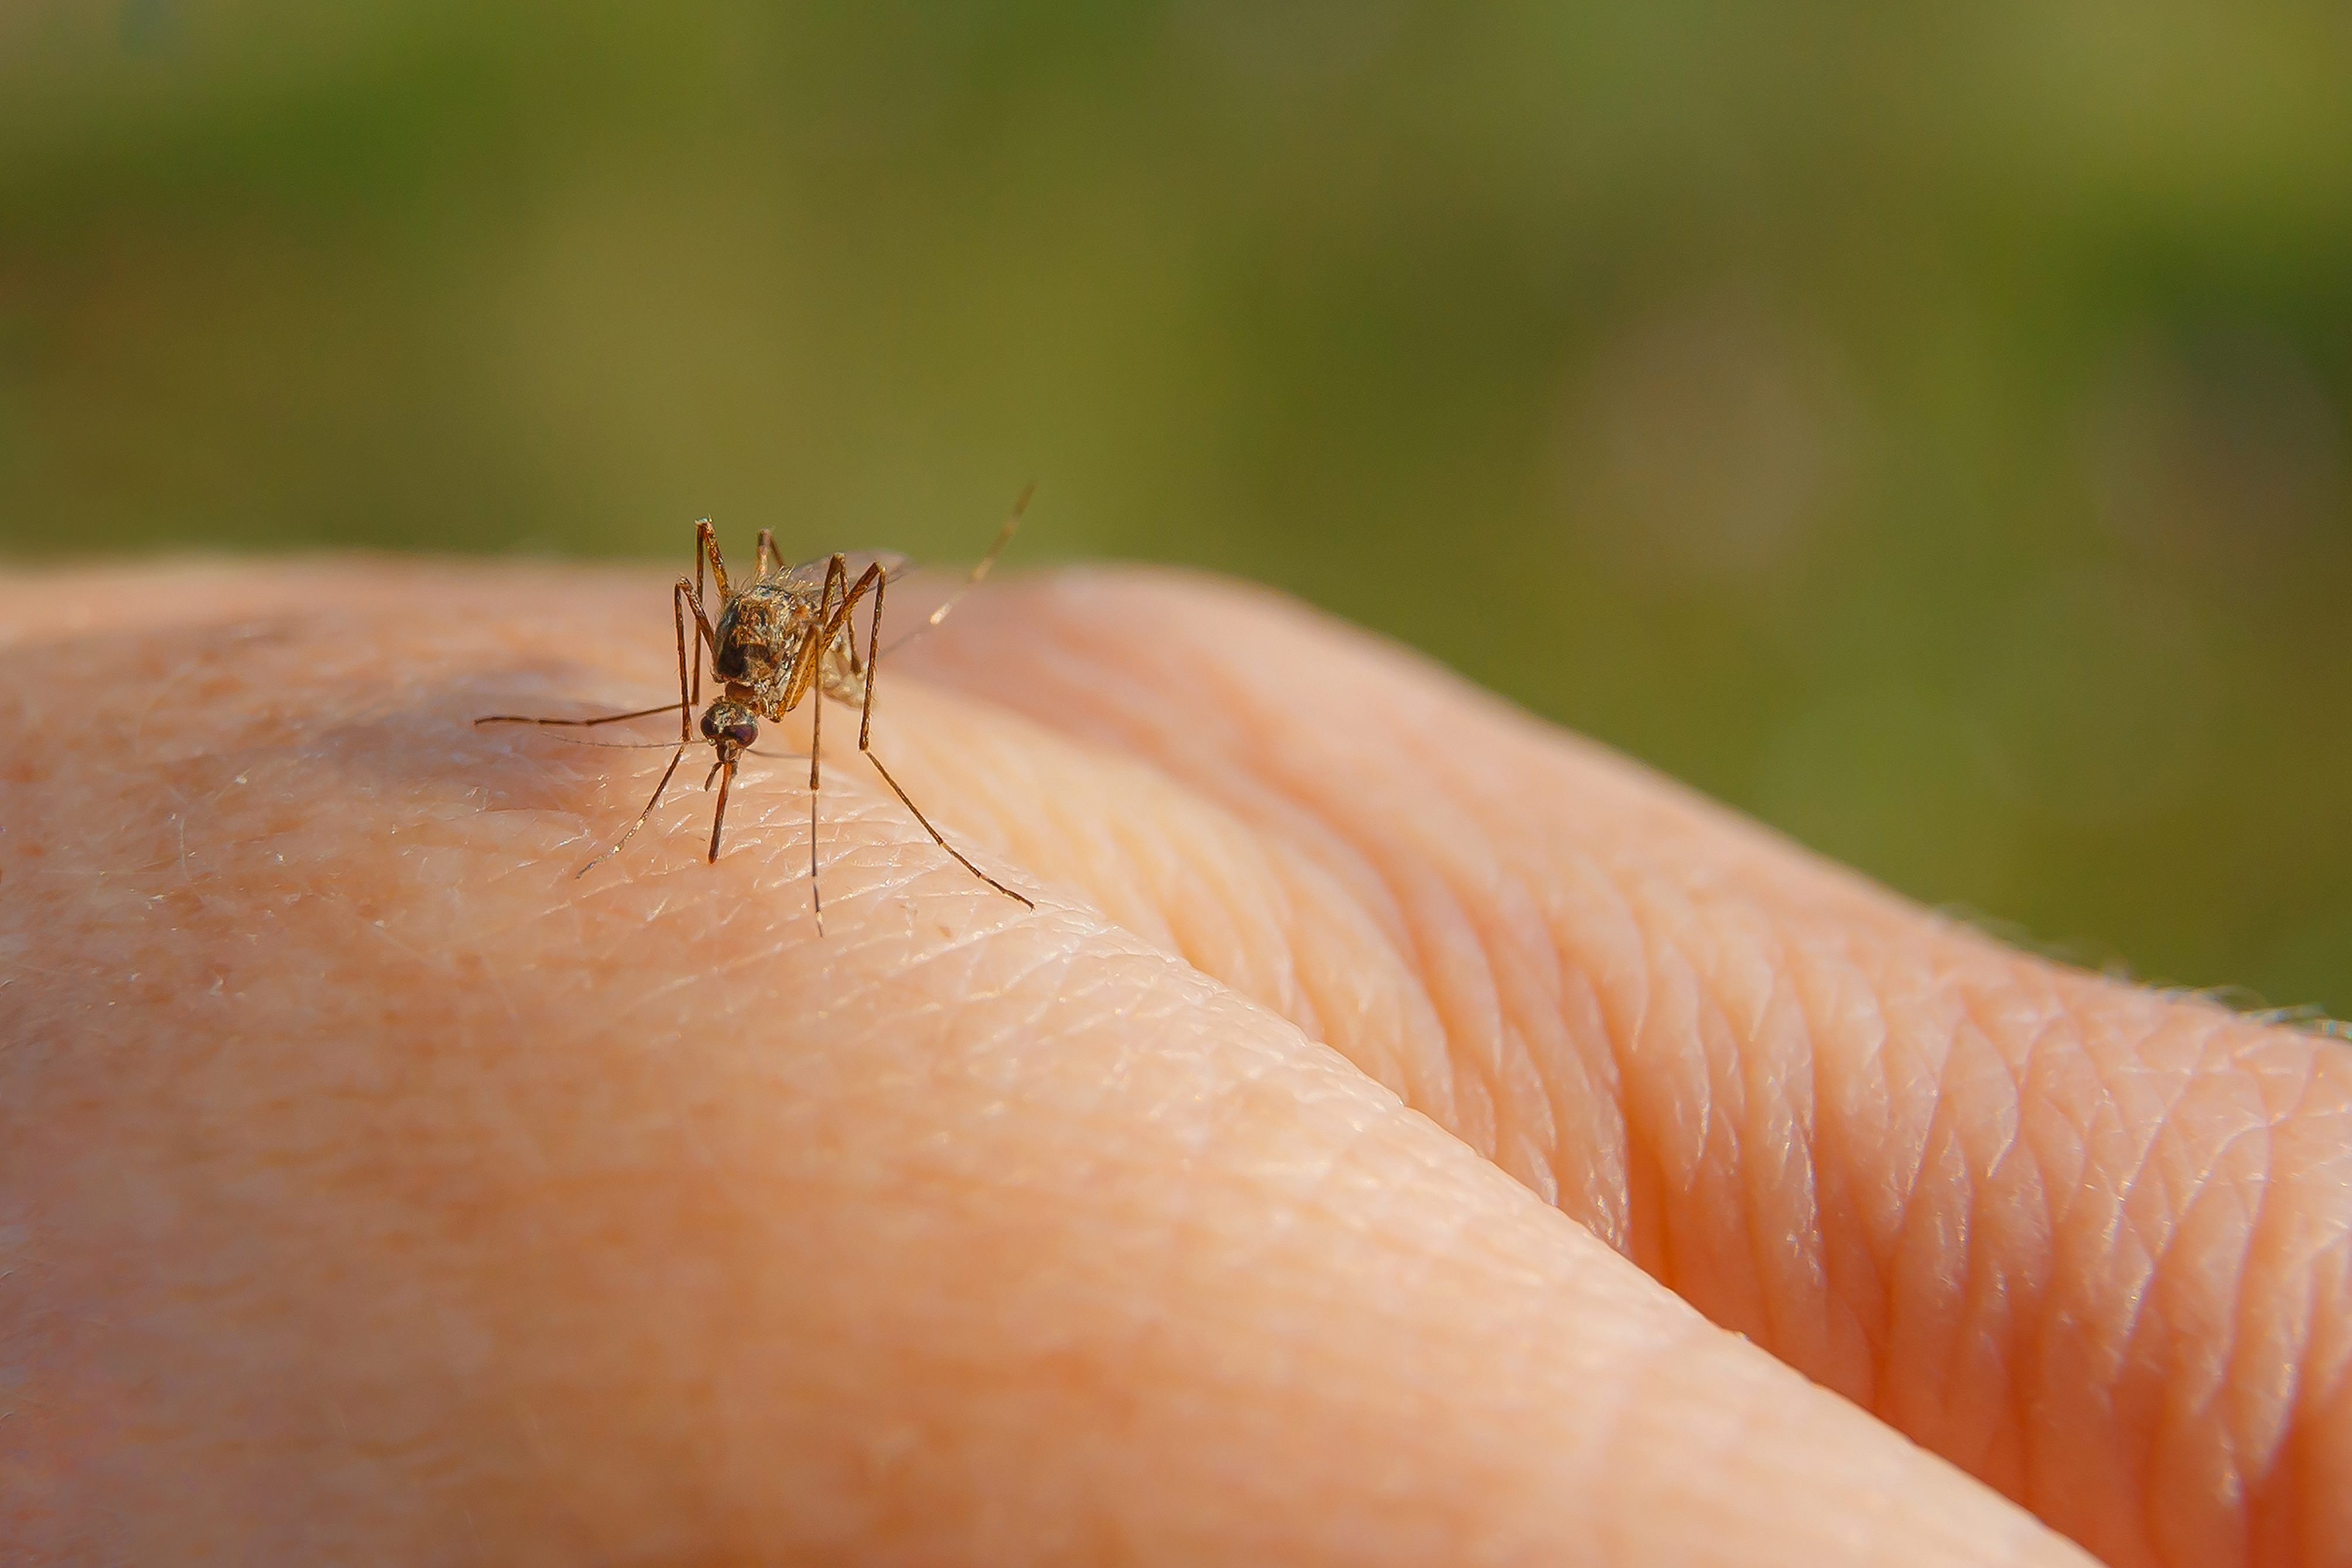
[0,559,2344,1566]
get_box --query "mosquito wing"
[778,550,916,592]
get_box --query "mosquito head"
[698,699,759,762]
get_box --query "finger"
[0,563,2092,1566]
[907,568,2352,1568]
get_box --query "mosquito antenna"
[874,483,1030,661]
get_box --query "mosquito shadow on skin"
[0,609,655,809]
[333,676,727,818]
[179,674,813,889]
[0,620,701,884]
[195,678,685,829]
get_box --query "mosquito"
[477,490,1036,932]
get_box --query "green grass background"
[5,1,2351,1015]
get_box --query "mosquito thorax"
[711,580,808,688]
[699,699,759,758]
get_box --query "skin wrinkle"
[1733,920,1830,1382]
[1275,859,1419,1101]
[2258,1170,2352,1560]
[2235,1043,2329,1476]
[1644,896,1746,1309]
[1950,1012,2035,1480]
[2092,1023,2229,1453]
[2029,1031,2148,1552]
[1161,675,1509,1140]
[1517,857,1619,1225]
[2151,1107,2267,1374]
[1538,841,1650,1256]
[1280,672,1610,1215]
[2226,1045,2329,1512]
[1965,969,2078,1479]
[881,673,1467,1122]
[1155,749,1318,1042]
[1597,862,1679,1278]
[1938,977,2017,1409]
[1381,744,1528,1119]
[1902,1027,1994,1452]
[1625,877,1758,1330]
[1016,574,1431,960]
[1698,919,1787,1351]
[1752,929,1832,1346]
[1558,961,1634,1250]
[2195,1079,2301,1559]
[1793,930,1904,1411]
[1412,868,1509,1162]
[2089,1019,2305,1566]
[1437,797,1575,1213]
[1118,791,1310,1052]
[1412,746,1562,1169]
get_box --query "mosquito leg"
[672,581,696,752]
[860,755,1032,909]
[780,553,850,713]
[807,656,824,934]
[855,566,1034,910]
[576,580,702,877]
[823,562,885,644]
[577,742,687,877]
[696,518,730,603]
[669,566,728,715]
[690,520,728,705]
[755,528,779,581]
[802,555,851,933]
[807,560,886,706]
[851,579,871,680]
[859,565,885,752]
[813,558,886,694]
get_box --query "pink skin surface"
[1,560,2346,1566]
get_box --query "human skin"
[1,560,2346,1567]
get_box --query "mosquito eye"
[700,709,758,748]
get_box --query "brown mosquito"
[477,490,1036,931]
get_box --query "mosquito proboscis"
[477,489,1036,932]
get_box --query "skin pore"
[1,560,2346,1566]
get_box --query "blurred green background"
[5,1,2351,1015]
